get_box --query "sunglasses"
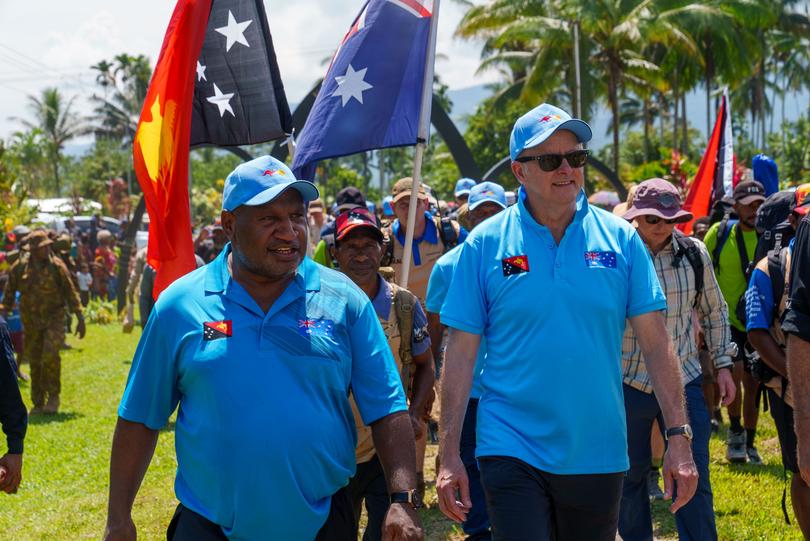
[515,149,590,171]
[644,215,679,225]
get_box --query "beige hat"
[391,177,428,204]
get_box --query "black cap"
[336,186,366,212]
[733,181,766,205]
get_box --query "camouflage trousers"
[24,319,65,407]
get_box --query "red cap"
[335,208,383,243]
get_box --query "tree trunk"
[643,97,650,162]
[705,37,714,141]
[672,71,680,151]
[608,64,621,177]
[51,147,61,196]
[681,92,688,155]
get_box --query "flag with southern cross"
[133,0,211,300]
[203,320,233,340]
[190,0,292,147]
[291,0,435,179]
[297,318,336,339]
[502,255,530,276]
[584,251,617,269]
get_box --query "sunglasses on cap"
[644,215,679,225]
[515,149,590,172]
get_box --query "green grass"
[0,322,803,540]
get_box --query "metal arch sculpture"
[269,82,482,179]
[482,155,627,200]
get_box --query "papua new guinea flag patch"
[203,320,232,340]
[502,255,530,276]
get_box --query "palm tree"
[91,54,152,143]
[13,88,86,196]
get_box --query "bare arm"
[103,418,159,541]
[629,311,697,513]
[749,329,787,378]
[408,350,435,427]
[436,328,480,523]
[788,334,810,485]
[426,312,444,372]
[371,411,424,541]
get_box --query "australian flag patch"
[298,318,335,339]
[502,255,530,276]
[203,320,232,340]
[584,251,617,268]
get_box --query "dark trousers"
[619,377,716,541]
[479,456,624,541]
[347,454,388,541]
[167,487,354,541]
[460,398,491,540]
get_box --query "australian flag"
[190,0,292,147]
[298,318,336,339]
[292,0,434,179]
[584,251,617,269]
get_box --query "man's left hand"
[75,317,86,339]
[662,437,698,513]
[0,453,23,494]
[716,367,736,406]
[382,502,423,541]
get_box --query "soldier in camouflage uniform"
[1,230,85,414]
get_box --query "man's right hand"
[103,517,136,541]
[0,453,22,493]
[435,452,471,523]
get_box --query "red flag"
[133,0,212,299]
[678,91,732,235]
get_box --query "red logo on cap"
[262,169,284,176]
[540,116,551,122]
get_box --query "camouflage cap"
[54,233,72,251]
[27,230,53,250]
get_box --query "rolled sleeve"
[626,231,667,318]
[785,220,810,341]
[698,244,735,369]
[440,240,487,335]
[349,300,408,425]
[118,308,181,430]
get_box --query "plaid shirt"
[623,235,736,393]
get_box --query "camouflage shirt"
[3,254,82,325]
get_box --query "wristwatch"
[389,490,423,509]
[665,424,693,442]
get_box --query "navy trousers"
[460,398,491,540]
[618,377,716,541]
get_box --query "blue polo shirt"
[441,189,665,474]
[392,212,468,265]
[119,246,406,541]
[425,245,486,399]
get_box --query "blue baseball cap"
[382,195,394,217]
[222,156,319,212]
[468,181,507,211]
[454,178,477,198]
[509,103,592,161]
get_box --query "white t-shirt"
[76,272,93,292]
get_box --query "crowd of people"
[2,102,810,541]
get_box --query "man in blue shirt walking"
[436,104,698,540]
[104,156,424,541]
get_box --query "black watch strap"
[389,490,422,509]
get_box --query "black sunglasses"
[515,149,590,171]
[644,215,679,225]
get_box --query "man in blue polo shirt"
[435,104,698,540]
[104,156,424,541]
[426,181,507,541]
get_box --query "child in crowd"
[76,263,93,307]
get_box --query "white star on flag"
[215,10,253,52]
[332,64,373,107]
[196,61,207,82]
[206,83,236,117]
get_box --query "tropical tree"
[12,87,86,196]
[91,54,153,143]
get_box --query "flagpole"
[400,0,440,289]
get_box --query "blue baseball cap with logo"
[468,181,507,211]
[509,103,592,161]
[382,195,394,217]
[222,155,319,212]
[454,178,477,198]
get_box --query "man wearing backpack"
[331,207,436,540]
[704,180,766,464]
[746,185,810,536]
[619,179,737,541]
[425,181,509,541]
[382,177,467,303]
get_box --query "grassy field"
[0,322,803,540]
